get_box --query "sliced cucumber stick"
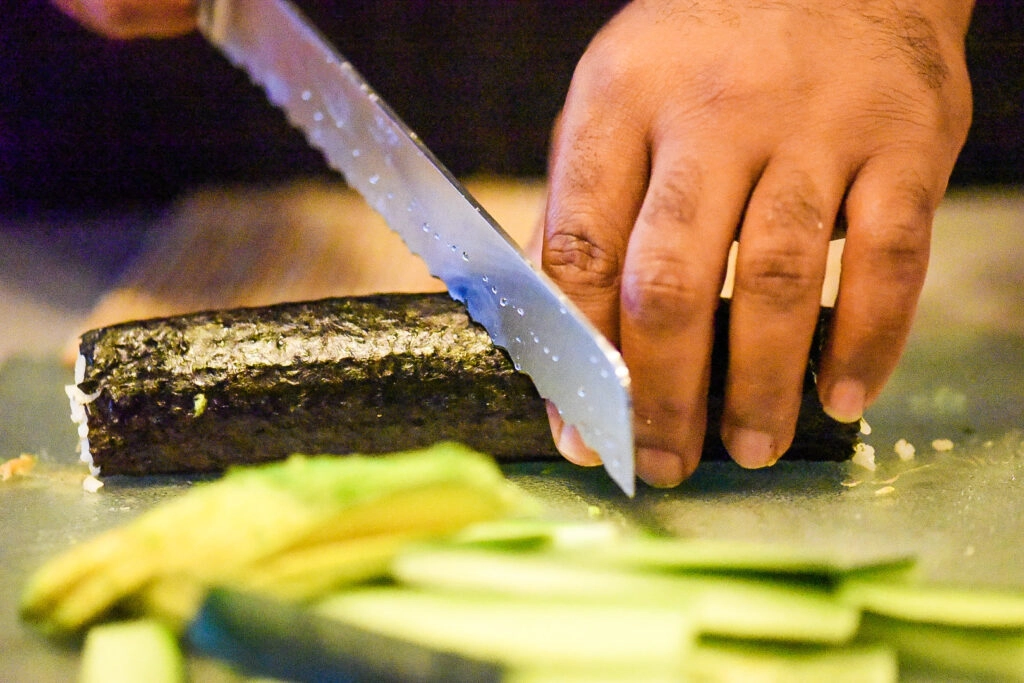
[839,576,1024,628]
[588,534,915,579]
[392,546,860,643]
[79,619,185,683]
[688,639,897,683]
[317,586,695,670]
[858,613,1024,680]
[506,642,897,683]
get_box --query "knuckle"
[639,167,702,229]
[621,256,709,333]
[753,170,827,235]
[543,219,622,294]
[735,246,821,309]
[860,181,933,279]
[574,32,647,103]
[736,177,828,308]
[767,182,824,234]
[871,220,930,275]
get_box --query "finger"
[619,149,753,487]
[541,75,648,466]
[542,100,648,348]
[54,0,197,39]
[545,402,602,467]
[817,157,941,422]
[722,161,848,468]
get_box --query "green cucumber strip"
[317,586,695,670]
[79,619,185,683]
[506,642,897,683]
[449,518,621,551]
[391,547,860,644]
[838,576,1024,628]
[504,665,680,682]
[688,574,859,643]
[858,613,1024,680]
[187,588,502,683]
[585,534,915,579]
[687,639,898,683]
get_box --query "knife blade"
[197,0,635,495]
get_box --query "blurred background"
[2,0,1020,215]
[1,0,623,214]
[0,0,1021,361]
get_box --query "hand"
[52,0,197,39]
[543,0,973,486]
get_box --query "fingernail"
[823,378,866,424]
[722,427,776,469]
[546,402,602,466]
[636,448,690,488]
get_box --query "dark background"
[1,0,1020,215]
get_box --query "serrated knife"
[197,0,635,495]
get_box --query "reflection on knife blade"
[197,0,635,495]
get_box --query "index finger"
[541,98,648,466]
[543,112,648,344]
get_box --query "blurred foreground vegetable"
[19,443,1024,681]
[20,442,534,635]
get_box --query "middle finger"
[620,145,757,486]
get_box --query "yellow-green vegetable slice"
[858,613,1024,680]
[687,639,898,683]
[392,546,860,643]
[839,576,1024,628]
[79,619,185,683]
[587,533,915,579]
[21,443,534,635]
[317,586,696,670]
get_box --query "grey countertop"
[2,185,1022,681]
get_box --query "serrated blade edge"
[198,0,635,495]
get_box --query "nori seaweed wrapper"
[74,293,857,475]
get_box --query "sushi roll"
[68,293,857,476]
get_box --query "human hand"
[52,0,197,39]
[543,0,973,486]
